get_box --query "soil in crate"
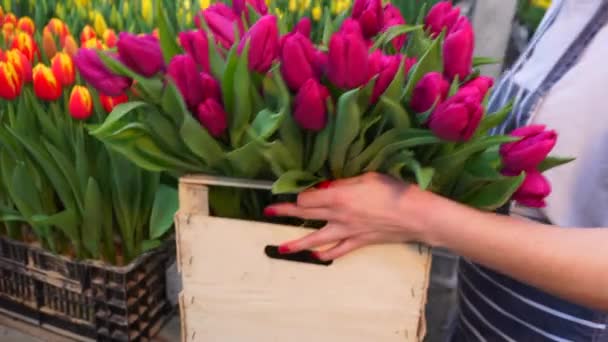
[0,237,175,342]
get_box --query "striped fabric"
[452,1,608,340]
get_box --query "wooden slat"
[180,174,274,190]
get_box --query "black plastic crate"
[0,236,175,341]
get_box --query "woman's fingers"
[279,225,349,254]
[265,203,335,221]
[315,237,370,261]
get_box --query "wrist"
[397,185,447,247]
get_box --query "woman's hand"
[265,173,433,261]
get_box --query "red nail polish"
[264,208,277,217]
[311,251,322,259]
[317,181,332,189]
[278,245,290,254]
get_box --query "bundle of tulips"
[0,17,176,264]
[82,0,571,220]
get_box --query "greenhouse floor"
[0,313,181,342]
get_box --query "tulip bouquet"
[84,0,571,221]
[0,17,177,264]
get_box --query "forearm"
[412,192,608,311]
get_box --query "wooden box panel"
[176,176,432,342]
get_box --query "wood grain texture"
[176,177,432,342]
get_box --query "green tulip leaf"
[226,141,267,178]
[347,114,382,162]
[272,170,321,194]
[231,42,253,147]
[379,96,411,130]
[462,172,526,211]
[279,108,304,170]
[32,209,80,246]
[433,135,519,170]
[365,133,441,172]
[221,47,239,119]
[261,141,299,177]
[330,88,362,178]
[385,25,424,45]
[476,100,514,136]
[141,239,163,252]
[383,59,406,101]
[208,32,226,80]
[149,184,178,240]
[307,99,335,174]
[44,142,85,214]
[387,156,435,190]
[448,75,460,97]
[404,31,444,99]
[82,178,104,258]
[322,9,333,46]
[538,156,576,173]
[473,56,500,68]
[180,113,225,169]
[248,108,285,141]
[90,101,150,137]
[157,0,182,64]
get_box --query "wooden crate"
[176,175,432,342]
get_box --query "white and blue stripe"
[453,1,608,340]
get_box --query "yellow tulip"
[141,0,153,25]
[75,0,90,8]
[312,5,322,21]
[55,2,66,19]
[288,0,297,12]
[123,1,130,17]
[199,0,211,10]
[93,11,107,36]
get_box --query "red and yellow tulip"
[42,28,58,60]
[80,25,97,44]
[63,35,79,57]
[103,29,117,48]
[0,61,22,100]
[16,17,35,36]
[2,22,15,42]
[100,93,129,113]
[11,31,37,61]
[3,13,16,26]
[68,85,93,120]
[3,49,32,83]
[46,18,70,44]
[51,52,75,87]
[33,63,62,101]
[83,38,105,50]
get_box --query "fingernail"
[317,181,332,189]
[278,245,290,254]
[264,207,277,217]
[311,251,322,260]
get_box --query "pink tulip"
[368,51,401,103]
[328,29,370,89]
[179,30,210,73]
[295,17,312,38]
[443,16,474,81]
[233,0,268,17]
[200,72,222,103]
[196,4,245,49]
[410,72,450,113]
[340,18,365,37]
[117,33,164,77]
[428,86,483,141]
[197,98,228,137]
[167,54,205,110]
[463,76,494,99]
[294,78,330,131]
[504,169,552,208]
[500,125,558,172]
[352,0,384,39]
[383,4,407,51]
[239,15,279,73]
[425,2,461,37]
[280,32,321,91]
